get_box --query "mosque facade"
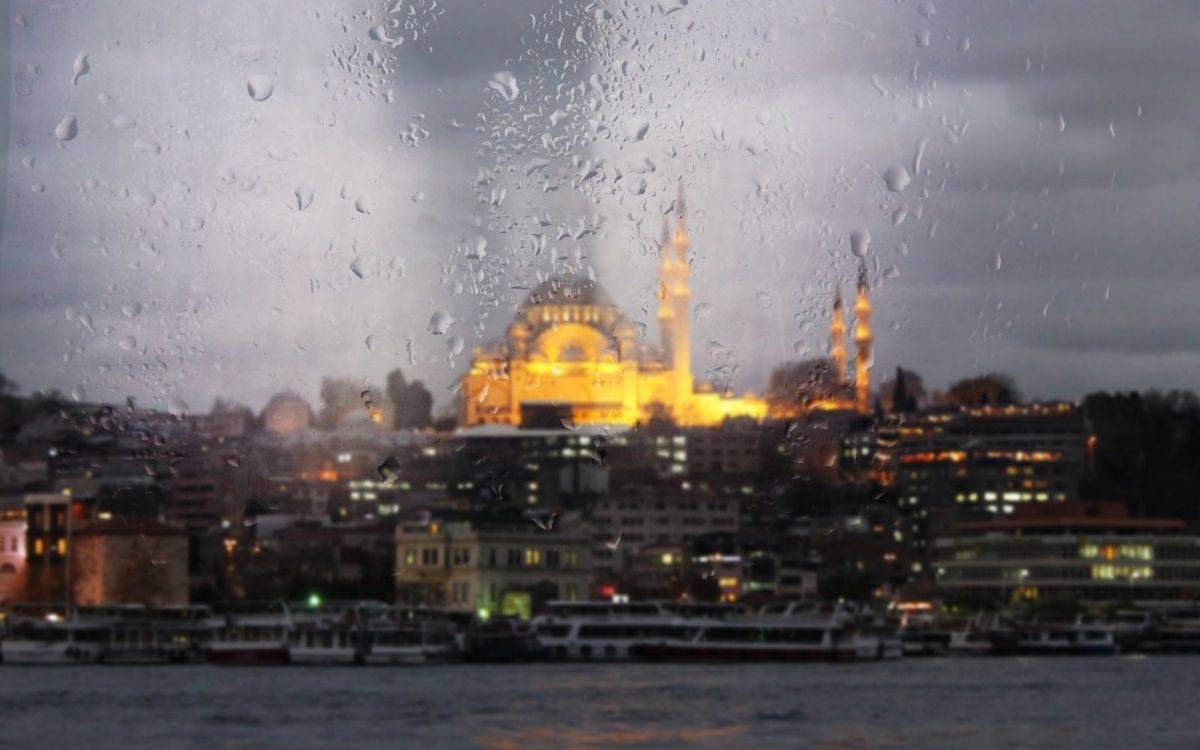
[460,195,872,428]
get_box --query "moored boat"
[1137,607,1200,654]
[1014,623,1117,656]
[0,616,108,665]
[630,620,884,662]
[947,627,995,656]
[365,627,447,664]
[462,619,543,663]
[537,617,702,661]
[531,600,723,661]
[208,608,292,665]
[900,629,952,657]
[287,620,360,665]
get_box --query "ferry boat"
[900,629,952,657]
[630,619,886,662]
[462,619,545,663]
[97,606,213,664]
[531,600,733,661]
[207,601,460,666]
[357,623,453,665]
[1,605,214,665]
[0,616,108,665]
[533,599,894,663]
[286,620,360,665]
[1136,607,1200,654]
[1014,623,1117,656]
[936,615,1014,657]
[893,602,952,656]
[947,627,995,656]
[766,601,903,660]
[538,617,703,661]
[1110,609,1155,653]
[284,600,384,665]
[208,607,293,665]
[365,606,459,665]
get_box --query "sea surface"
[2,657,1199,749]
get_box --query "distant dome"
[264,390,310,409]
[522,276,615,309]
[261,391,313,435]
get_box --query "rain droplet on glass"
[54,115,78,141]
[246,75,274,102]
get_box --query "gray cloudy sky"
[1,0,1198,415]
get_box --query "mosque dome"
[522,276,616,310]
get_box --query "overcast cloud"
[1,0,1197,415]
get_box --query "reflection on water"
[476,724,747,750]
[2,659,1199,749]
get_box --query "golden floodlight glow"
[460,192,874,427]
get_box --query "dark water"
[2,657,1199,749]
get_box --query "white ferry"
[284,601,381,665]
[537,618,703,661]
[763,601,903,659]
[631,602,895,663]
[98,606,213,664]
[947,628,995,656]
[2,606,214,665]
[531,600,741,661]
[208,606,293,665]
[360,621,458,665]
[208,602,459,665]
[287,620,360,665]
[532,599,893,662]
[1015,623,1117,656]
[630,620,885,662]
[0,616,108,665]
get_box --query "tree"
[0,372,21,438]
[880,367,925,413]
[766,358,848,418]
[1082,389,1200,524]
[945,373,1021,407]
[405,381,433,428]
[210,396,257,428]
[317,377,363,430]
[385,368,433,429]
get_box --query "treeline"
[1083,390,1200,525]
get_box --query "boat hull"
[288,648,359,666]
[363,647,448,665]
[1015,644,1118,656]
[208,645,290,665]
[631,643,863,663]
[1,642,102,665]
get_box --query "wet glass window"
[3,1,1200,746]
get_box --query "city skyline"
[3,0,1199,417]
[5,4,1200,746]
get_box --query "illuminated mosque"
[460,191,873,427]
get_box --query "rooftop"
[521,276,615,309]
[952,502,1187,534]
[73,519,187,538]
